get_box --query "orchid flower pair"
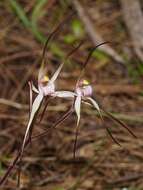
[30,43,137,158]
[0,42,137,187]
[0,20,137,188]
[20,40,137,165]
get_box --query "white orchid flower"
[16,39,84,188]
[73,78,137,157]
[74,79,101,126]
[71,42,137,157]
[20,41,83,164]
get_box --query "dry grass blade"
[72,0,125,64]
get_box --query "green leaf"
[92,49,109,61]
[9,0,30,28]
[0,162,4,176]
[9,0,46,43]
[31,0,47,43]
[71,19,84,37]
[50,43,65,58]
[64,34,76,44]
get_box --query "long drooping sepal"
[28,81,33,114]
[102,109,137,138]
[31,82,39,93]
[77,42,110,84]
[21,93,44,154]
[82,100,122,146]
[49,62,65,84]
[38,60,47,84]
[73,94,82,159]
[73,121,80,159]
[74,95,82,126]
[105,126,121,146]
[0,103,74,186]
[38,13,76,84]
[86,97,102,119]
[50,41,84,84]
[17,93,44,187]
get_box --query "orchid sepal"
[54,91,76,98]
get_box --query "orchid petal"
[86,97,100,111]
[86,97,102,119]
[20,93,44,162]
[38,60,47,84]
[50,41,84,84]
[54,91,76,98]
[50,62,64,83]
[18,93,43,186]
[28,81,33,114]
[31,82,39,93]
[0,103,73,186]
[74,95,82,126]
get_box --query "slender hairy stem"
[38,96,52,124]
[73,124,80,159]
[0,106,73,186]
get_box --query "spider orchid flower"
[0,13,80,187]
[73,78,136,157]
[74,79,101,126]
[20,42,83,161]
[17,43,82,187]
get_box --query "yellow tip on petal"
[43,75,49,82]
[83,79,89,85]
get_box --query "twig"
[121,0,143,61]
[0,51,38,64]
[108,172,143,186]
[0,98,28,109]
[0,99,143,123]
[72,0,125,64]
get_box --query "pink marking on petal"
[82,85,93,97]
[75,85,93,97]
[38,82,55,96]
